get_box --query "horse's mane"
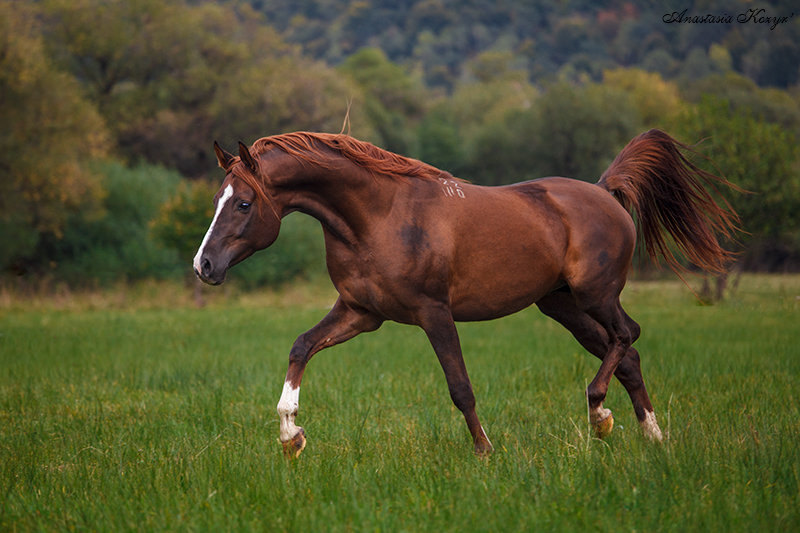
[251,131,457,182]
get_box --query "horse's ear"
[238,141,258,174]
[214,141,236,171]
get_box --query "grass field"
[1,275,799,531]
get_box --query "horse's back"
[442,177,632,320]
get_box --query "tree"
[603,68,683,129]
[682,72,800,136]
[416,71,538,181]
[46,162,183,285]
[416,109,465,175]
[43,0,359,176]
[466,50,526,84]
[339,48,427,154]
[521,82,640,181]
[674,97,800,272]
[0,1,109,272]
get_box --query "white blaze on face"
[193,184,234,273]
[276,381,301,442]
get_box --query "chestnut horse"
[193,129,737,457]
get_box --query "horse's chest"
[326,246,442,323]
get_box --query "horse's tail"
[597,129,740,275]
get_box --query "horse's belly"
[450,273,559,321]
[448,238,563,321]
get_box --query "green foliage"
[417,109,465,173]
[435,75,538,140]
[43,0,357,176]
[259,1,800,89]
[3,0,800,282]
[417,75,539,181]
[420,78,639,184]
[151,180,217,262]
[42,162,184,285]
[674,97,800,269]
[682,72,800,136]
[520,82,641,180]
[603,68,684,129]
[0,1,109,271]
[339,48,426,153]
[229,214,327,288]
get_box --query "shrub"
[46,161,184,285]
[229,213,327,288]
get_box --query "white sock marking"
[641,410,663,441]
[193,184,234,273]
[276,381,301,442]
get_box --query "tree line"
[253,0,800,90]
[1,0,799,289]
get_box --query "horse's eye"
[237,202,251,213]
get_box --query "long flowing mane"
[251,131,456,182]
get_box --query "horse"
[193,129,738,457]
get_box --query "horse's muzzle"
[194,257,225,286]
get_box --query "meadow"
[1,275,798,532]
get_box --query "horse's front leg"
[277,298,382,457]
[419,304,493,455]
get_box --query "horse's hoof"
[594,413,614,439]
[282,428,306,458]
[474,438,494,457]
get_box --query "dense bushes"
[26,164,327,288]
[230,214,327,288]
[36,162,183,285]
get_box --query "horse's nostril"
[202,257,212,275]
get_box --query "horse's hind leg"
[537,290,663,441]
[573,293,628,438]
[614,346,663,440]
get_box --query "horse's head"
[193,142,281,285]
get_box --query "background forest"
[2,0,799,288]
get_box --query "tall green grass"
[1,276,799,531]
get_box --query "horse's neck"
[272,152,399,246]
